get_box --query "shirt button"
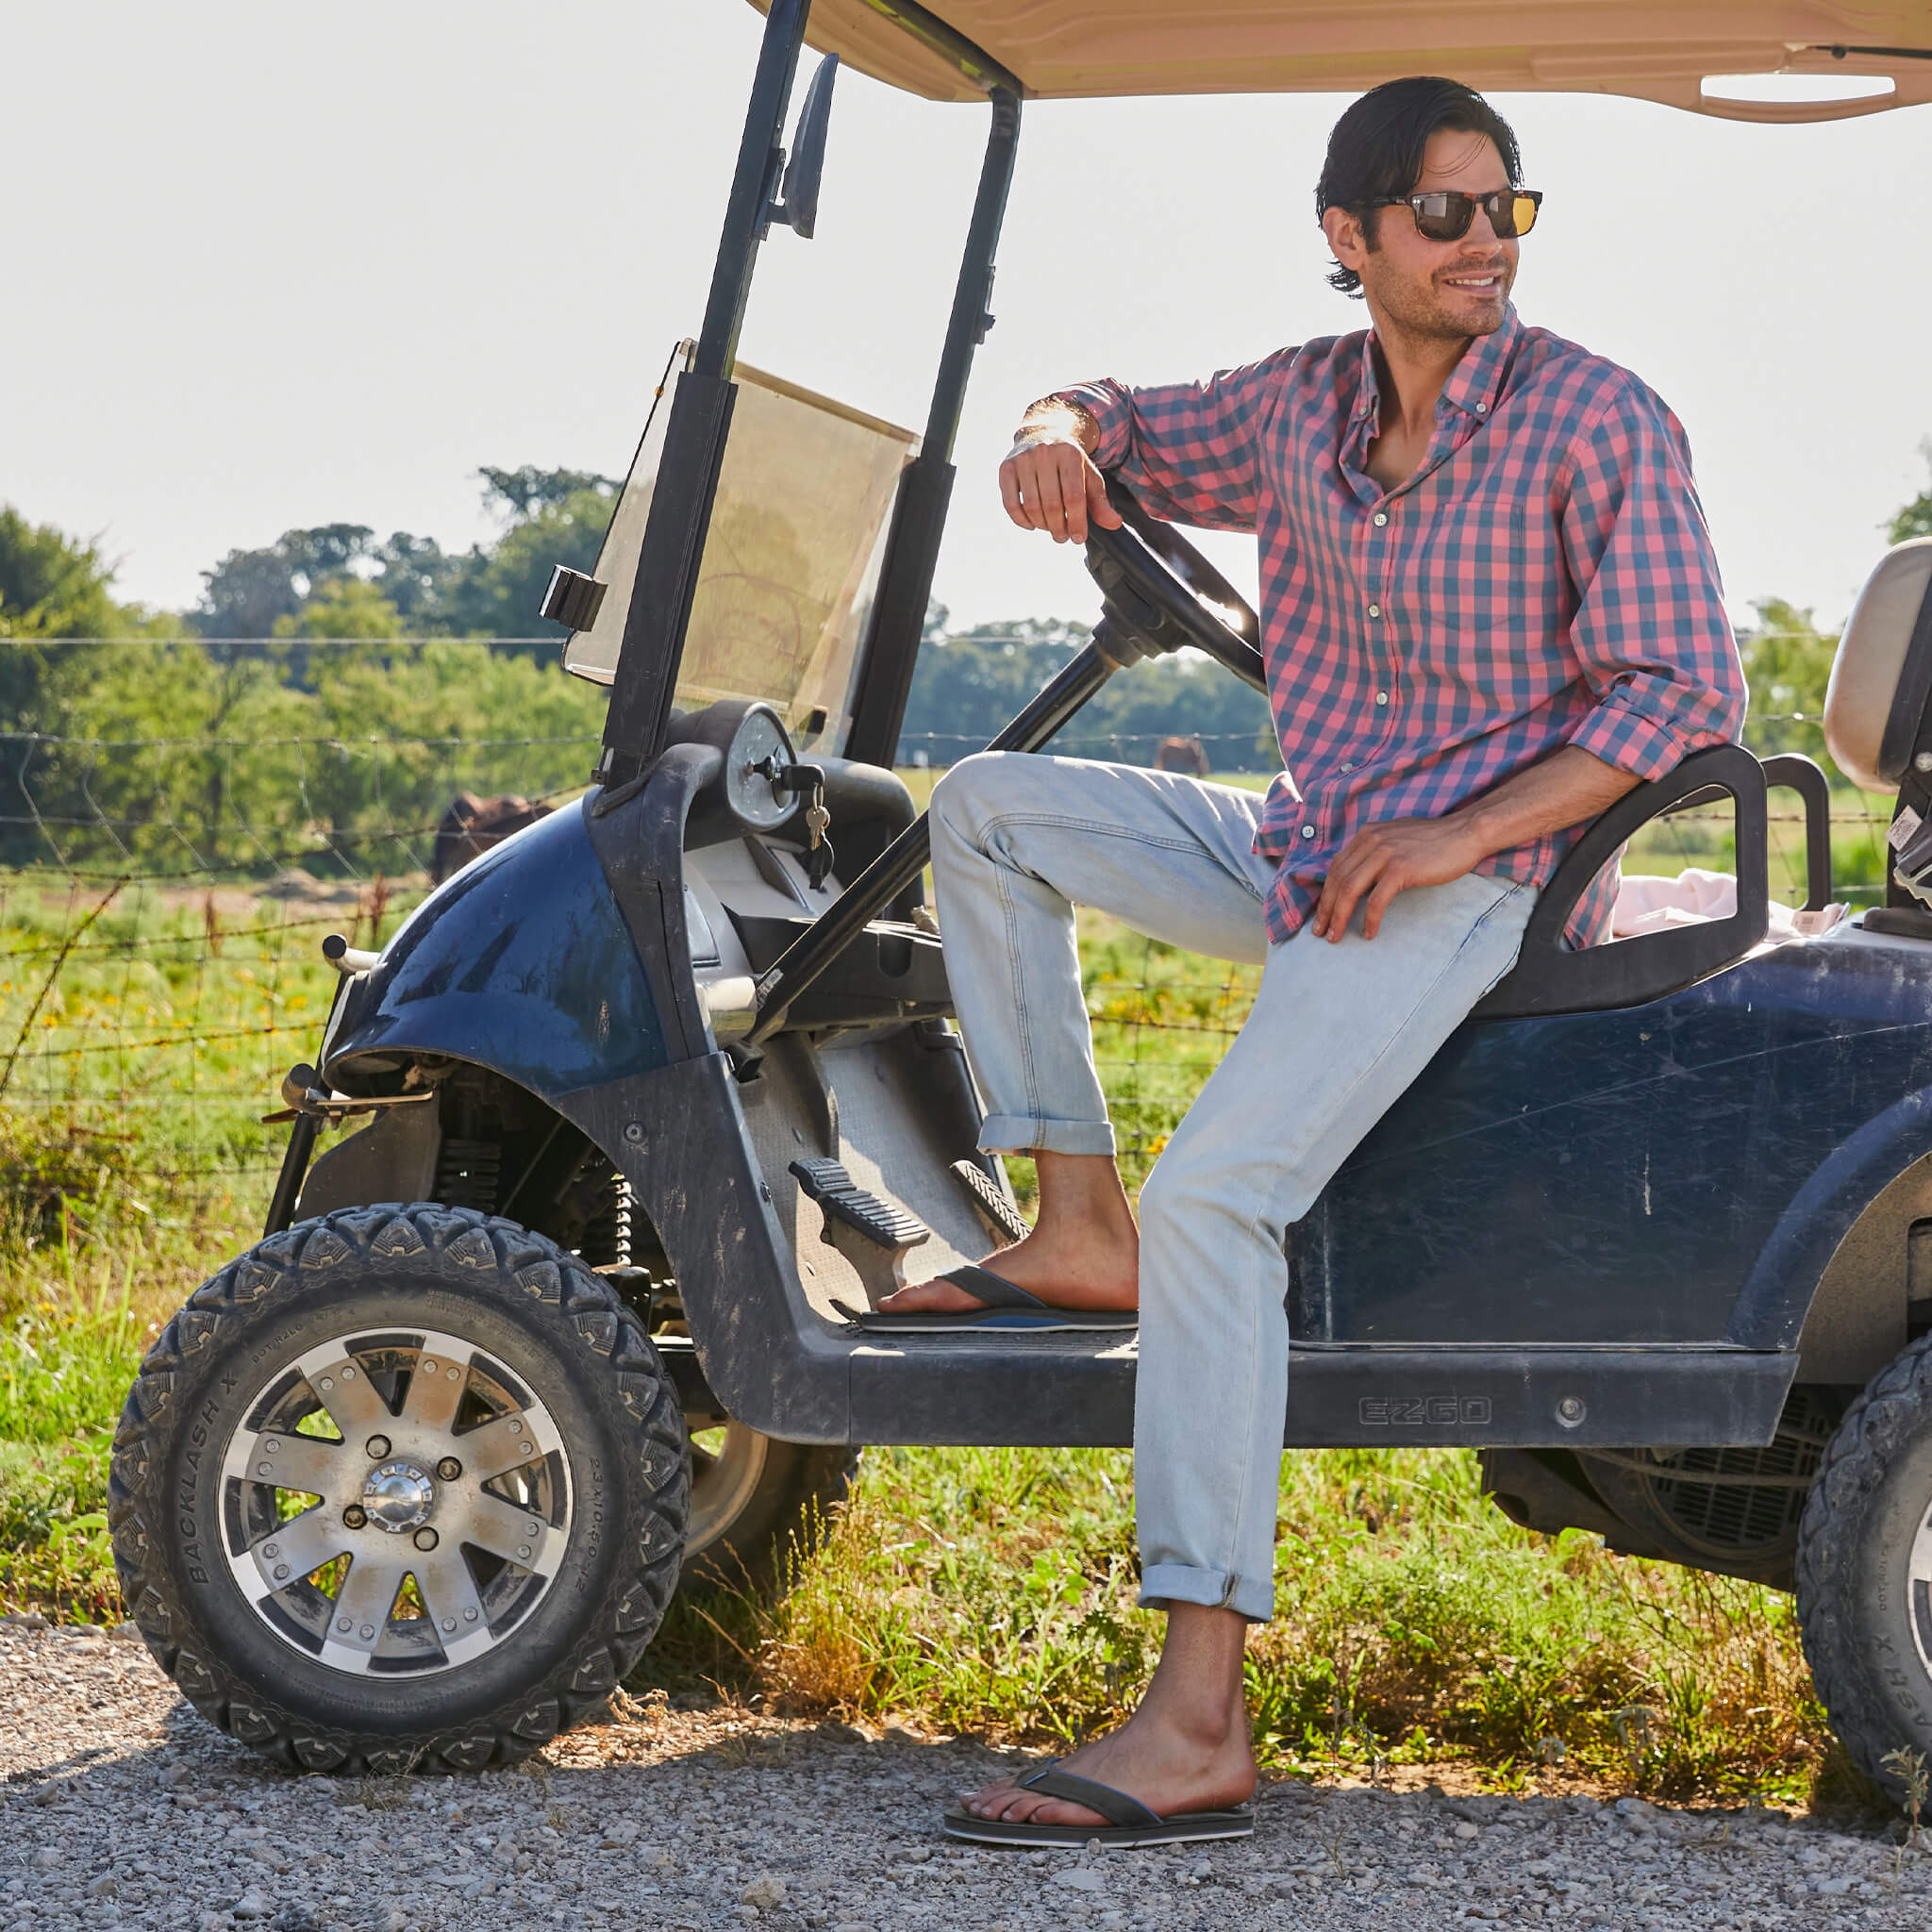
[1367,603,1382,619]
[1300,825,1315,839]
[1475,402,1489,414]
[1373,511,1388,526]
[1375,691,1390,706]
[1341,761,1355,772]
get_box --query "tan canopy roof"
[751,2,1932,119]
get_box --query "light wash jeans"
[928,753,1536,1621]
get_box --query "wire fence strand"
[0,635,1898,1230]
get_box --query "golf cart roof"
[756,1,1931,120]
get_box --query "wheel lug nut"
[366,1435,391,1459]
[342,1505,368,1529]
[436,1457,462,1482]
[413,1527,439,1552]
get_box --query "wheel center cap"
[363,1461,435,1533]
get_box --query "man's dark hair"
[1315,76,1523,297]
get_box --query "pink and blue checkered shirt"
[1058,306,1746,947]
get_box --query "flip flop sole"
[941,1805,1254,1849]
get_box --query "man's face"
[1327,127,1519,341]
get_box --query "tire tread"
[1795,1331,1932,1798]
[108,1202,686,1774]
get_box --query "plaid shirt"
[1058,306,1746,947]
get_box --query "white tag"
[1890,806,1924,854]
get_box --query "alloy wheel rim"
[1910,1483,1932,1683]
[219,1326,573,1677]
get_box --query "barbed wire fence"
[0,634,1895,1251]
[0,636,607,1259]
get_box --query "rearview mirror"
[764,53,838,240]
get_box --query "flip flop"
[941,1762,1255,1848]
[840,1263,1138,1334]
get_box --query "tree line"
[3,456,1928,872]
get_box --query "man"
[884,76,1745,1842]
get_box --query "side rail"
[1474,743,1769,1020]
[1760,752,1833,912]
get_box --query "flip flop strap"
[1016,1766,1162,1826]
[941,1263,1049,1312]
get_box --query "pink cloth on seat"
[1612,868,1847,941]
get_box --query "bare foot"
[875,1150,1138,1315]
[958,1707,1256,1827]
[960,1602,1256,1828]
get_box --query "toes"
[960,1779,1021,1817]
[876,1284,985,1314]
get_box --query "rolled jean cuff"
[977,1113,1116,1158]
[1138,1561,1274,1624]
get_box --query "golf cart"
[108,1,1932,1796]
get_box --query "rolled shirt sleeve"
[1557,379,1747,778]
[1054,352,1296,534]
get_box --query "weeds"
[1880,1746,1928,1852]
[617,1441,1834,1804]
[0,874,1884,1800]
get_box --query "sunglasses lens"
[1501,192,1539,238]
[1411,192,1471,242]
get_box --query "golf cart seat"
[1824,538,1932,793]
[1824,541,1932,928]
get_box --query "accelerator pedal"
[789,1158,930,1307]
[951,1158,1029,1248]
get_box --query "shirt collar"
[1438,303,1522,422]
[1349,337,1381,429]
[1350,303,1522,431]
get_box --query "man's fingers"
[1316,840,1390,942]
[1056,446,1090,543]
[1088,466,1124,531]
[998,459,1031,530]
[1033,458,1071,541]
[1358,872,1406,941]
[1317,871,1369,943]
[1312,835,1372,936]
[999,436,1114,544]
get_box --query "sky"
[5,1,1930,636]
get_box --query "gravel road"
[3,1618,1929,1932]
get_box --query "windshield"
[563,342,918,753]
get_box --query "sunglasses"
[1374,188,1543,242]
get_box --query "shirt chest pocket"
[1395,498,1571,702]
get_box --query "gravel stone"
[2,1624,1929,1929]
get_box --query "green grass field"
[0,787,1903,1807]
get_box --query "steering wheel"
[1083,475,1269,694]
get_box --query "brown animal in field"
[1153,734,1211,777]
[430,793,553,885]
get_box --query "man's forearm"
[1013,395,1098,455]
[1451,745,1641,862]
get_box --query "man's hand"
[1310,816,1488,941]
[1308,745,1642,941]
[999,408,1122,544]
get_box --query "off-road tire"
[1795,1331,1932,1798]
[681,1435,858,1593]
[108,1203,690,1774]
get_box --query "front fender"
[322,796,669,1100]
